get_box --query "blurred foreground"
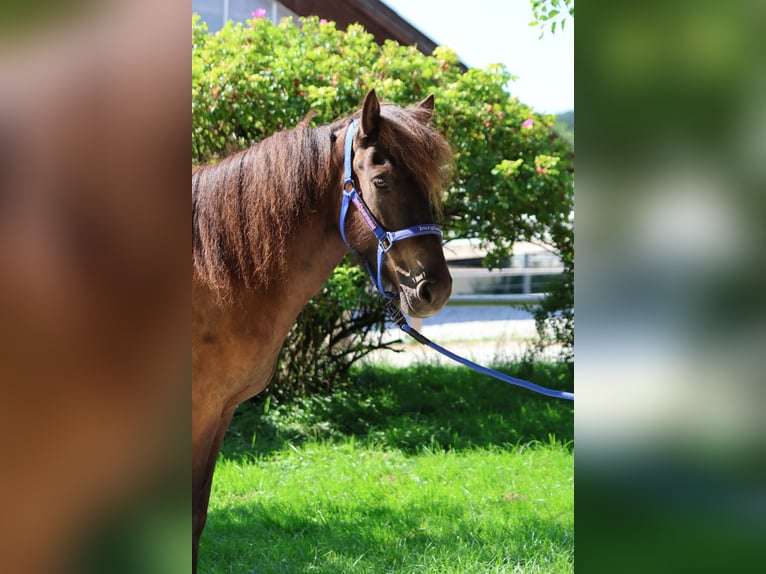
[1,1,188,572]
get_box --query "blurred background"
[576,0,766,571]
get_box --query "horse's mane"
[192,103,453,299]
[192,121,335,297]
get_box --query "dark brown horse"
[192,90,453,570]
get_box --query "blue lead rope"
[385,300,575,402]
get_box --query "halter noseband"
[339,118,443,299]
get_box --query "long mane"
[192,122,336,296]
[192,102,453,298]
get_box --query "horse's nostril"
[416,280,434,304]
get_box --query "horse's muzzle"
[398,273,452,318]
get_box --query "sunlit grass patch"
[201,362,574,573]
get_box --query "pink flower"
[252,8,267,19]
[522,118,534,128]
[320,18,328,24]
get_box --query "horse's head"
[343,89,453,318]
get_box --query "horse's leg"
[192,405,236,573]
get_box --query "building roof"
[280,0,467,70]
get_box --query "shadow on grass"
[201,496,573,574]
[221,362,574,461]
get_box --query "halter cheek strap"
[339,119,443,299]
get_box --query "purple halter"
[339,118,443,299]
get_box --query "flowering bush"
[192,14,574,390]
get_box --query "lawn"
[200,362,574,573]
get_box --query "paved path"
[362,306,551,367]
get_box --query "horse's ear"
[360,89,380,141]
[413,94,435,124]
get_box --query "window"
[193,0,225,32]
[228,0,271,25]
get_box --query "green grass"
[200,362,573,573]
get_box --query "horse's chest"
[193,307,286,405]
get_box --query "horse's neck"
[272,210,347,334]
[258,132,348,341]
[194,123,352,403]
[193,149,348,383]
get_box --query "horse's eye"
[372,177,388,190]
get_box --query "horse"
[192,89,454,569]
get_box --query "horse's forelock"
[377,105,454,214]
